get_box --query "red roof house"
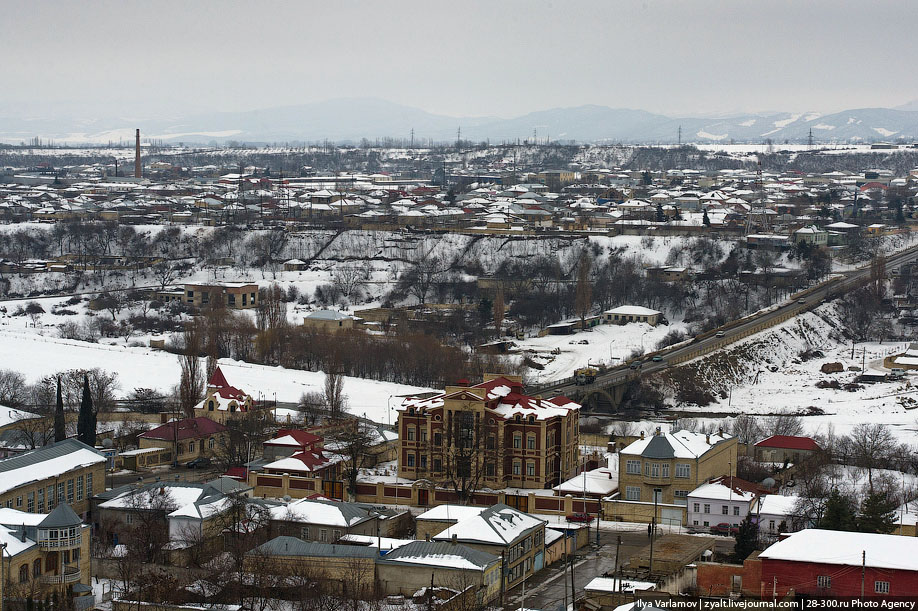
[754,435,820,464]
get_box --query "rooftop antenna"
[410,128,414,149]
[456,126,461,152]
[678,125,682,146]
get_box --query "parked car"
[186,457,212,469]
[715,331,726,338]
[629,361,642,370]
[710,522,739,535]
[566,512,594,523]
[651,356,663,362]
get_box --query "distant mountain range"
[4,98,918,145]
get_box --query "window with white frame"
[661,464,670,478]
[513,461,521,476]
[817,575,831,589]
[626,460,641,475]
[722,505,729,515]
[625,486,641,501]
[526,462,535,477]
[875,581,890,594]
[733,506,740,516]
[675,463,690,478]
[703,504,710,513]
[693,502,700,512]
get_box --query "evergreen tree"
[54,376,66,442]
[732,516,759,562]
[857,491,897,534]
[655,203,666,223]
[702,208,711,226]
[77,374,96,447]
[820,489,857,531]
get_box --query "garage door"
[661,508,683,527]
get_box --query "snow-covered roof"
[620,430,733,459]
[758,528,918,571]
[0,405,40,428]
[416,504,487,523]
[553,467,619,496]
[0,439,105,497]
[432,504,545,546]
[584,577,656,593]
[269,497,373,528]
[338,534,415,550]
[377,540,499,571]
[604,305,662,317]
[688,480,756,503]
[755,494,803,516]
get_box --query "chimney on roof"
[640,431,645,440]
[425,533,430,542]
[134,129,142,178]
[718,427,724,438]
[451,534,457,545]
[706,434,710,444]
[655,427,661,436]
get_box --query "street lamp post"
[0,541,7,611]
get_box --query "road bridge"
[527,244,918,412]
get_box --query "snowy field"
[0,328,433,425]
[514,319,689,383]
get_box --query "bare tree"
[331,265,368,301]
[763,411,804,438]
[178,320,205,416]
[326,422,376,501]
[492,287,505,337]
[849,423,894,493]
[298,391,326,426]
[324,371,348,419]
[0,369,27,407]
[730,414,763,447]
[574,251,593,330]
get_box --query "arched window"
[32,558,41,578]
[528,415,535,424]
[208,401,214,411]
[19,563,28,583]
[209,438,215,449]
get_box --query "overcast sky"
[3,0,917,120]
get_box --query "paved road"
[535,243,918,399]
[504,530,649,611]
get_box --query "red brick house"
[758,529,918,598]
[138,416,227,465]
[396,374,580,489]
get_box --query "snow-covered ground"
[0,328,433,425]
[514,319,689,383]
[661,304,918,446]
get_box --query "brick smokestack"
[134,129,142,178]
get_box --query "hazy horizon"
[2,0,918,122]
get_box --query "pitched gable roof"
[140,417,226,441]
[754,435,820,451]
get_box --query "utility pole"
[410,128,414,149]
[649,494,658,574]
[678,125,682,146]
[612,535,621,595]
[861,550,866,600]
[570,550,576,608]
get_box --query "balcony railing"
[41,564,81,585]
[73,595,96,611]
[38,534,82,549]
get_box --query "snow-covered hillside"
[0,328,432,424]
[662,304,918,445]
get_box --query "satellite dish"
[283,495,292,502]
[761,477,776,489]
[785,480,796,488]
[102,438,113,449]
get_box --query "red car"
[566,513,594,524]
[710,522,739,535]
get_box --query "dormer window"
[515,415,521,423]
[528,415,535,424]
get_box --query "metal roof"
[378,540,499,570]
[250,536,379,559]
